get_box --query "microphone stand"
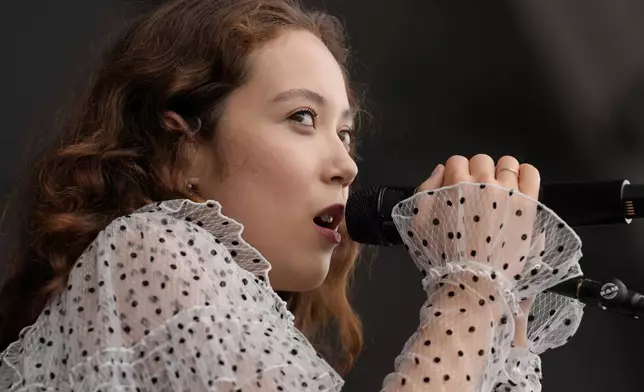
[549,276,644,319]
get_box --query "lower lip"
[315,224,342,244]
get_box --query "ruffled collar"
[133,199,294,325]
[134,199,271,277]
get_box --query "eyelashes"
[288,107,318,127]
[287,107,356,150]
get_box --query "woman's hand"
[418,154,540,207]
[382,154,546,391]
[413,154,540,283]
[416,154,540,347]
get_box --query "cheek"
[227,133,315,196]
[204,140,316,238]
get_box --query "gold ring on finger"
[496,167,519,177]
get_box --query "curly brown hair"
[0,0,364,373]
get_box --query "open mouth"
[313,204,345,231]
[314,214,336,229]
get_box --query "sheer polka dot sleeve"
[380,182,584,391]
[0,207,343,391]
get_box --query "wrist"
[422,262,520,321]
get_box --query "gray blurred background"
[2,0,644,390]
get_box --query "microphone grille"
[380,186,411,214]
[346,187,381,245]
[346,186,415,245]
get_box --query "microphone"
[345,180,644,318]
[346,180,642,246]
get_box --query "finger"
[513,296,536,348]
[417,164,445,192]
[518,163,540,199]
[495,155,520,190]
[443,155,471,186]
[469,154,496,182]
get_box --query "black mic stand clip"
[551,276,644,319]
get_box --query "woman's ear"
[163,111,204,191]
[162,111,192,134]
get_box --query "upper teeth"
[319,214,334,223]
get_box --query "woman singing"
[0,0,584,390]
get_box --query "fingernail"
[432,164,443,176]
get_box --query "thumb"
[417,164,445,192]
[409,164,445,239]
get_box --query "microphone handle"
[369,181,632,247]
[378,180,642,231]
[548,276,644,319]
[538,180,633,226]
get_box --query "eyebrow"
[271,88,354,123]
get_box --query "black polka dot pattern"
[385,182,584,391]
[0,200,343,391]
[383,266,517,391]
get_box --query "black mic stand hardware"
[549,276,644,319]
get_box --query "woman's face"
[190,29,358,291]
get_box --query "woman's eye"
[338,129,354,149]
[289,109,316,127]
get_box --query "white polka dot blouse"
[0,182,584,391]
